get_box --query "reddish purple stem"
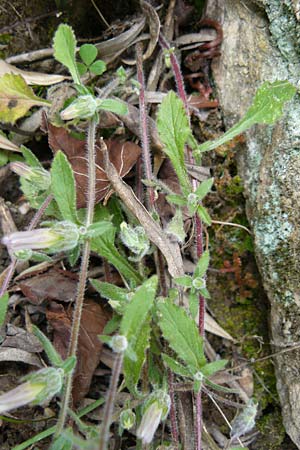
[159,32,205,450]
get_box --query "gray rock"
[208,0,300,446]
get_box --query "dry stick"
[159,32,205,450]
[100,139,184,279]
[0,193,54,298]
[55,117,97,436]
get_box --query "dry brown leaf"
[2,324,43,353]
[0,347,42,367]
[204,312,235,342]
[0,59,67,86]
[46,299,109,405]
[18,269,78,305]
[46,122,141,208]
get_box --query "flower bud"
[137,390,171,444]
[0,367,64,414]
[2,221,79,255]
[60,95,98,120]
[111,335,128,353]
[10,162,51,191]
[120,408,136,430]
[119,222,150,260]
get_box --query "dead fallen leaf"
[0,347,42,367]
[45,122,141,208]
[18,268,78,305]
[0,59,67,86]
[2,324,43,353]
[46,299,109,405]
[0,134,21,152]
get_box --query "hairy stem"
[159,34,205,450]
[98,352,124,450]
[55,117,97,436]
[136,42,155,207]
[0,193,54,298]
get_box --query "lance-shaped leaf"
[91,228,142,285]
[53,24,80,85]
[0,74,50,124]
[0,293,9,328]
[120,276,158,340]
[46,122,141,208]
[51,151,78,223]
[198,80,296,152]
[157,91,192,194]
[0,134,20,152]
[123,320,151,396]
[158,299,206,372]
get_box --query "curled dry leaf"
[0,59,67,86]
[46,299,109,405]
[0,347,42,367]
[46,122,141,208]
[2,324,43,353]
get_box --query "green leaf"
[32,325,63,367]
[86,221,113,238]
[120,276,158,340]
[68,245,80,267]
[157,91,191,194]
[197,205,211,225]
[97,98,128,115]
[166,208,186,243]
[0,74,50,124]
[51,150,77,223]
[174,275,193,288]
[198,287,210,299]
[194,177,214,200]
[91,228,142,285]
[90,279,129,303]
[0,150,8,166]
[0,293,9,328]
[77,62,88,77]
[79,43,97,66]
[162,353,192,378]
[198,80,296,153]
[53,24,80,85]
[21,146,43,168]
[89,60,106,76]
[123,320,151,396]
[204,378,239,394]
[166,194,187,206]
[194,250,210,278]
[158,299,206,371]
[200,359,227,377]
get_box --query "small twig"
[211,220,252,235]
[90,0,110,28]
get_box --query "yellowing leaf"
[0,74,50,124]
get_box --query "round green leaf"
[89,60,106,75]
[79,43,98,66]
[77,62,88,77]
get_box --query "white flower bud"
[2,221,79,255]
[60,95,98,120]
[0,367,64,414]
[137,390,171,444]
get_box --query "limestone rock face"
[208,0,300,446]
